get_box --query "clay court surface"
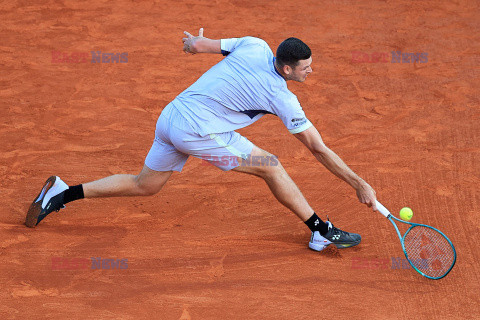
[1,0,479,319]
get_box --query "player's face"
[290,57,313,82]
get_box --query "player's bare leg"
[83,164,173,198]
[232,146,314,221]
[26,164,172,227]
[232,145,361,250]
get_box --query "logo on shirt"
[291,118,304,122]
[291,117,307,127]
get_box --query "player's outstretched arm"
[294,126,378,211]
[182,28,221,54]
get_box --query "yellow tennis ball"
[399,207,413,221]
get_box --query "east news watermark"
[351,256,428,270]
[51,257,128,270]
[351,51,428,64]
[201,154,279,167]
[51,51,128,64]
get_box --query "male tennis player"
[26,28,377,252]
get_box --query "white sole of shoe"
[309,242,331,252]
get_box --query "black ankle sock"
[304,212,329,235]
[63,185,84,205]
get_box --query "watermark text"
[51,51,128,63]
[201,154,279,167]
[51,257,128,270]
[351,256,429,270]
[352,51,428,63]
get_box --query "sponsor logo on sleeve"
[291,117,307,127]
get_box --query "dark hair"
[276,37,311,68]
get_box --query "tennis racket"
[375,200,456,280]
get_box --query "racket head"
[398,222,457,279]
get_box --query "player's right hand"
[182,28,204,54]
[355,181,378,211]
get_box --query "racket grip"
[375,200,391,218]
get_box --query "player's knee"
[256,156,284,179]
[140,186,159,196]
[134,177,162,196]
[234,151,283,178]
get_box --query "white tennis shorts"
[145,103,254,172]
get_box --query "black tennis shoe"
[309,218,361,251]
[25,176,68,228]
[323,219,361,248]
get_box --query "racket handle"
[375,200,391,218]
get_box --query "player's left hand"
[355,181,377,211]
[182,28,204,54]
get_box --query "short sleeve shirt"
[170,37,312,136]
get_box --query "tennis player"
[26,28,377,252]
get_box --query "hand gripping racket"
[375,200,456,279]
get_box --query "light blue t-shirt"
[170,36,312,137]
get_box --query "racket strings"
[403,226,455,278]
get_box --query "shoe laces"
[327,215,349,236]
